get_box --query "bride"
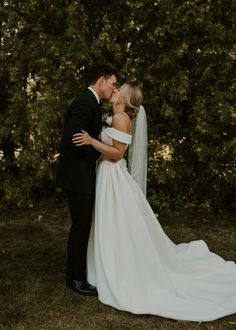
[72,83,236,322]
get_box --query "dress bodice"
[100,127,132,146]
[101,128,113,146]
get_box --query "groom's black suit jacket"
[56,88,102,196]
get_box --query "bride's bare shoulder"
[112,112,131,134]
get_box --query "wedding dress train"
[87,127,236,322]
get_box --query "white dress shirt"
[88,86,100,104]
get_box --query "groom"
[56,64,117,295]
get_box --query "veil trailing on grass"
[128,105,148,195]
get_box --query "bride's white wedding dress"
[87,126,236,322]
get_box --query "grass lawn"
[0,200,236,329]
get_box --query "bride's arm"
[72,113,129,161]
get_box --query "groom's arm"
[63,100,101,163]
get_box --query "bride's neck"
[113,103,125,114]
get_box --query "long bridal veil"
[128,105,148,196]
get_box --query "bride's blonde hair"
[120,83,143,119]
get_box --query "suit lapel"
[85,88,102,134]
[85,88,100,110]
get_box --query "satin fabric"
[87,127,236,322]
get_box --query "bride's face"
[110,85,125,105]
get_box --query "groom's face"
[100,75,117,100]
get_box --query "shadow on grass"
[0,201,235,329]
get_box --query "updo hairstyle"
[120,83,143,119]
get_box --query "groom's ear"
[98,76,105,86]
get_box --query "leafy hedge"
[1,0,236,214]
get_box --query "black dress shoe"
[66,280,98,296]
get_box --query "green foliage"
[0,0,236,214]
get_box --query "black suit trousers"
[66,191,94,281]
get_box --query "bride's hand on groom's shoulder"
[72,130,92,146]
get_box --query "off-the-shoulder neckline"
[104,127,132,137]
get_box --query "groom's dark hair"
[86,63,117,85]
